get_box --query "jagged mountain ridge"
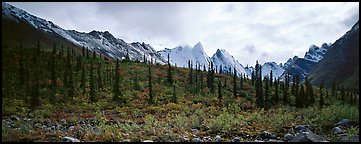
[157,42,211,68]
[280,43,331,81]
[309,20,359,88]
[2,2,166,64]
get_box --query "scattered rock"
[232,137,241,142]
[334,119,356,128]
[142,140,153,142]
[254,139,264,142]
[290,131,328,142]
[349,136,359,142]
[63,136,80,142]
[214,135,222,142]
[284,133,294,142]
[122,139,131,142]
[332,127,344,134]
[270,134,277,140]
[259,131,272,139]
[202,136,212,142]
[10,115,20,121]
[192,137,203,142]
[292,125,312,133]
[191,128,199,133]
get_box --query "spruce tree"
[331,79,336,98]
[210,62,215,94]
[283,72,289,105]
[273,78,279,105]
[97,61,103,92]
[233,67,237,98]
[255,61,264,108]
[299,84,305,107]
[113,59,123,103]
[269,70,273,87]
[148,62,154,104]
[240,72,243,91]
[171,84,177,103]
[167,53,173,85]
[264,76,270,110]
[218,78,222,100]
[89,53,96,102]
[80,61,86,95]
[18,43,25,92]
[251,70,255,85]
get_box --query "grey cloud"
[243,44,256,54]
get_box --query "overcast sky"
[9,2,359,66]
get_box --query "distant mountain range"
[2,2,358,88]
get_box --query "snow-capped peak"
[211,49,249,77]
[304,43,331,62]
[157,42,210,68]
[261,62,285,80]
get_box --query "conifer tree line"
[3,40,359,112]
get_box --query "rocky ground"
[2,114,359,142]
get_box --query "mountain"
[309,20,359,88]
[261,62,285,80]
[2,2,166,64]
[157,42,211,68]
[280,43,331,81]
[210,49,249,77]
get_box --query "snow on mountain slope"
[211,49,248,77]
[261,62,285,80]
[157,42,211,68]
[2,2,166,64]
[304,43,331,62]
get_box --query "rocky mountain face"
[2,2,166,64]
[309,20,359,88]
[280,43,331,81]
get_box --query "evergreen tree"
[299,84,305,107]
[319,81,325,108]
[233,67,237,98]
[240,72,243,91]
[188,60,193,85]
[264,76,270,110]
[167,53,173,85]
[218,78,222,100]
[283,72,289,105]
[305,77,315,105]
[295,75,302,108]
[63,48,69,89]
[82,46,85,56]
[80,61,86,95]
[269,70,273,87]
[148,62,154,104]
[273,78,279,105]
[113,59,123,104]
[97,61,103,92]
[172,84,177,103]
[251,70,255,85]
[210,62,215,94]
[255,61,264,108]
[89,53,96,102]
[143,54,146,63]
